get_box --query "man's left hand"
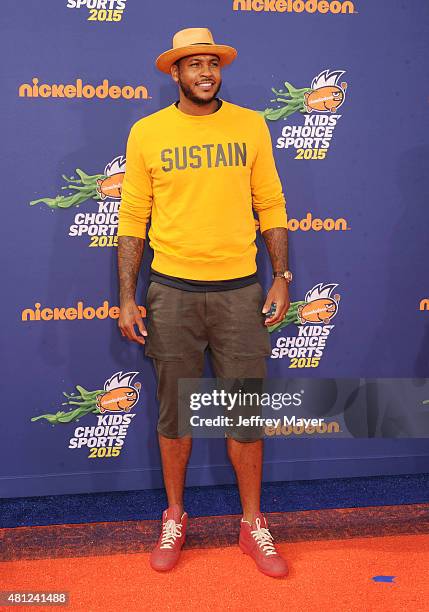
[262,278,290,326]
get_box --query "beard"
[178,76,222,106]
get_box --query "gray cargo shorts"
[144,281,271,441]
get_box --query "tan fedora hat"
[156,28,237,74]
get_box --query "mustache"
[178,78,222,105]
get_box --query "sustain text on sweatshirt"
[117,100,287,280]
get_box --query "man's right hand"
[118,300,147,345]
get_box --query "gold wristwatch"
[273,270,293,283]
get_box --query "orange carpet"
[1,534,428,611]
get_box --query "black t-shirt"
[149,269,258,292]
[175,98,222,112]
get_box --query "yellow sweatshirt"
[117,100,287,280]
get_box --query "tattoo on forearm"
[261,227,288,272]
[118,236,144,304]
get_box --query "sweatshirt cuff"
[117,218,147,239]
[257,203,288,233]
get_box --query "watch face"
[274,271,292,282]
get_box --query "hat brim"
[156,44,237,74]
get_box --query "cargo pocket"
[144,282,185,361]
[216,283,272,360]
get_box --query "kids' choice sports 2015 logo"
[30,156,125,248]
[66,0,128,22]
[269,283,341,367]
[259,69,348,160]
[30,153,351,246]
[96,371,141,414]
[31,371,140,459]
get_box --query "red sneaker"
[239,513,289,578]
[150,504,187,572]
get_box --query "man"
[117,28,292,578]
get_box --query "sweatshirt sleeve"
[251,115,287,233]
[117,123,153,239]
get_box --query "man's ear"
[170,63,179,84]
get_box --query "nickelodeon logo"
[419,299,429,311]
[21,301,146,322]
[287,213,350,232]
[18,78,149,100]
[265,421,341,436]
[233,0,355,14]
[256,213,350,232]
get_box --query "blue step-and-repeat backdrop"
[2,0,429,498]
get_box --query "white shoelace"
[250,517,277,556]
[160,519,183,550]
